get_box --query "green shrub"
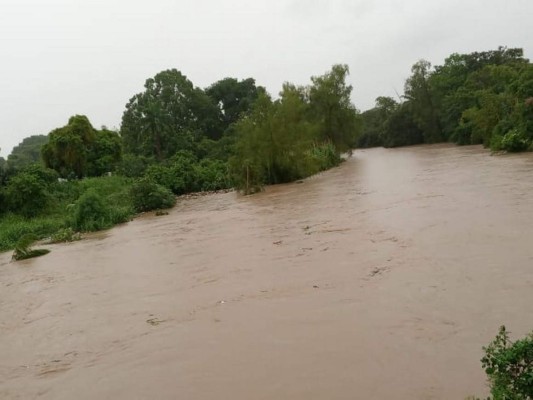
[145,151,223,195]
[194,159,231,191]
[21,164,59,184]
[481,326,533,399]
[308,142,342,172]
[116,154,154,178]
[130,179,176,212]
[71,190,113,231]
[5,172,49,217]
[451,123,474,145]
[144,164,179,192]
[500,129,530,152]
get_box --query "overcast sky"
[1,0,532,157]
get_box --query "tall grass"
[0,214,65,252]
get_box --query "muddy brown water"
[1,144,533,399]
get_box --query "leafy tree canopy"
[42,115,95,178]
[120,69,221,160]
[7,135,48,172]
[42,115,122,178]
[356,47,532,152]
[309,64,361,151]
[205,77,263,134]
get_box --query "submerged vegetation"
[11,233,49,261]
[0,64,360,252]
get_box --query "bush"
[500,129,530,152]
[145,151,229,195]
[451,123,473,145]
[130,179,176,212]
[21,164,59,184]
[116,154,154,178]
[4,172,49,217]
[12,233,50,261]
[481,326,533,399]
[308,142,342,172]
[3,165,59,217]
[71,190,114,231]
[144,151,197,195]
[194,159,231,191]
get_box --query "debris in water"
[146,317,165,326]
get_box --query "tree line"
[359,47,533,151]
[1,46,531,249]
[0,64,360,250]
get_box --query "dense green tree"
[404,60,443,143]
[205,77,262,135]
[359,97,399,147]
[129,179,176,212]
[359,47,532,152]
[144,151,198,194]
[381,102,424,147]
[143,150,230,194]
[42,115,96,178]
[230,80,343,193]
[0,153,6,185]
[229,91,274,192]
[87,129,122,176]
[7,135,48,172]
[116,154,154,178]
[121,69,220,160]
[309,64,361,151]
[42,116,123,178]
[431,47,528,142]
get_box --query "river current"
[1,144,532,399]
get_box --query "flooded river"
[1,144,532,399]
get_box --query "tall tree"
[121,69,220,160]
[309,64,361,151]
[404,60,443,143]
[42,115,96,178]
[42,116,122,178]
[206,77,262,135]
[86,129,123,176]
[359,97,399,147]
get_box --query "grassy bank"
[0,175,138,253]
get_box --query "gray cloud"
[1,0,532,156]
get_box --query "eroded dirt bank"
[1,144,532,399]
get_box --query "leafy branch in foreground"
[477,326,533,400]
